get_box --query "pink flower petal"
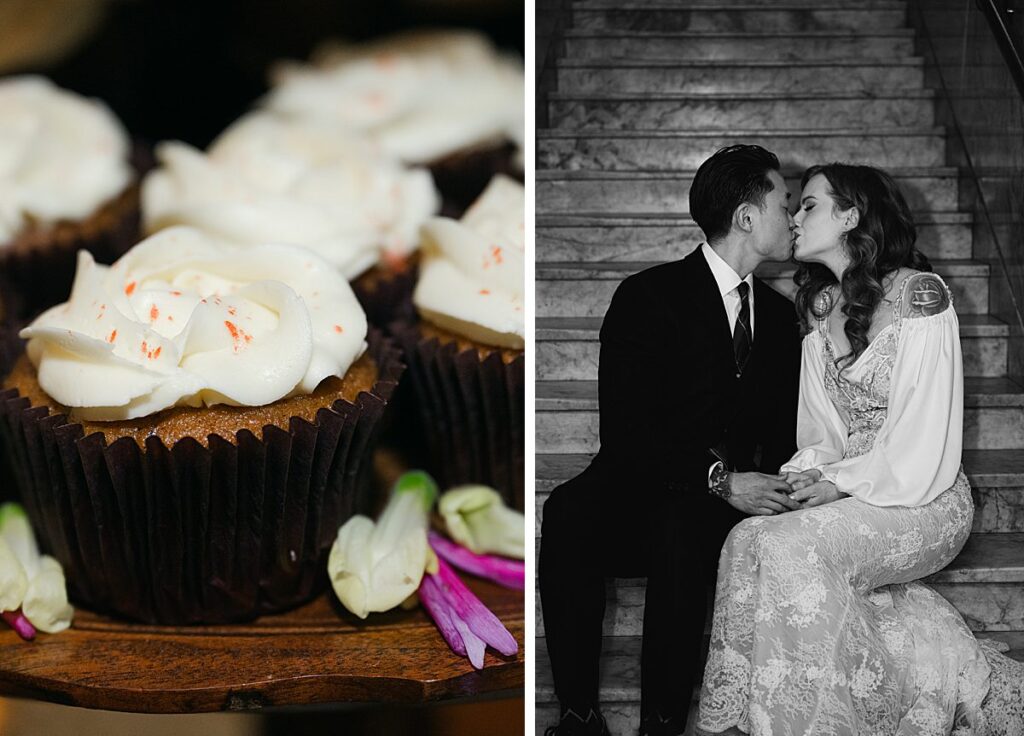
[452,615,486,670]
[429,531,525,589]
[434,556,518,657]
[2,610,35,641]
[418,573,466,657]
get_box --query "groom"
[539,144,803,736]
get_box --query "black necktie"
[733,281,751,372]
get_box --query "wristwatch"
[708,461,731,499]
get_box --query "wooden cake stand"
[0,577,523,713]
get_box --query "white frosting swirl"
[414,175,524,349]
[264,30,524,166]
[141,113,439,279]
[0,76,132,243]
[21,226,368,421]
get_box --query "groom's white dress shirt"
[701,242,756,483]
[702,242,755,338]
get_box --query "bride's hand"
[782,469,821,492]
[790,479,847,508]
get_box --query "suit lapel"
[682,248,735,370]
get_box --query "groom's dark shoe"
[638,711,687,736]
[544,707,612,736]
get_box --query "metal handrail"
[977,0,1024,99]
[910,0,1024,336]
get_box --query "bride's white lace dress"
[697,274,1024,735]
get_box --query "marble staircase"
[535,1,1024,733]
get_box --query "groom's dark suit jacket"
[578,247,802,544]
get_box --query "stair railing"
[910,0,1024,380]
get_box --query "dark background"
[11,0,524,148]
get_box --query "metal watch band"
[709,461,731,499]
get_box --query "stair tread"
[537,259,989,278]
[537,166,954,179]
[570,0,908,7]
[557,58,924,69]
[536,314,1010,340]
[562,29,916,38]
[534,635,1024,701]
[539,127,941,138]
[550,91,934,101]
[537,450,1024,487]
[537,377,1024,409]
[537,212,973,226]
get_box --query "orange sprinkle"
[149,305,160,321]
[334,325,343,334]
[170,290,182,297]
[491,245,504,264]
[168,315,174,322]
[153,347,162,359]
[225,320,253,352]
[382,251,408,273]
[227,307,237,316]
[141,340,148,355]
[125,281,136,296]
[479,289,491,295]
[107,329,117,344]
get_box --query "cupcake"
[0,226,403,623]
[0,76,138,319]
[393,175,524,510]
[141,112,440,326]
[264,29,524,213]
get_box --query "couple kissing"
[539,144,1024,736]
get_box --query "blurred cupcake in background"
[141,112,440,327]
[0,76,138,319]
[0,226,404,623]
[264,29,524,214]
[393,174,524,509]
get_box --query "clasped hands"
[726,468,847,516]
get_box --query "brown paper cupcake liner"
[351,259,419,330]
[0,184,141,321]
[0,329,404,624]
[391,321,524,511]
[431,142,523,218]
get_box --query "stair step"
[536,314,1008,379]
[534,634,1024,733]
[569,7,909,33]
[534,451,1024,532]
[536,167,955,214]
[561,31,915,61]
[535,372,1024,452]
[536,260,989,316]
[534,533,1024,638]
[536,377,1023,412]
[549,92,934,131]
[536,212,973,263]
[538,128,944,170]
[556,60,923,94]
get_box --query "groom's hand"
[727,472,801,516]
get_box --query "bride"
[696,163,1023,735]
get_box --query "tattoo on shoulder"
[903,274,950,318]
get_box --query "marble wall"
[912,0,1024,382]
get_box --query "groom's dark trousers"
[539,248,801,724]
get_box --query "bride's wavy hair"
[794,163,932,369]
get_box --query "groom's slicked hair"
[690,144,781,244]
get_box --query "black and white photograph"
[536,1,1024,734]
